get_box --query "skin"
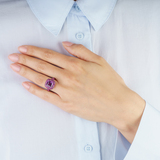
[8,41,146,143]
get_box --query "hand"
[8,41,146,143]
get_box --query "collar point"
[50,29,60,37]
[92,25,101,32]
[53,33,59,37]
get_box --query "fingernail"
[8,54,19,62]
[22,82,30,90]
[62,41,74,47]
[10,64,21,72]
[19,46,27,53]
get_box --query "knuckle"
[19,55,27,64]
[70,75,80,86]
[20,66,27,77]
[36,61,47,72]
[29,85,36,95]
[63,74,71,86]
[27,46,34,56]
[69,58,77,68]
[35,75,44,85]
[42,92,50,101]
[69,57,85,73]
[77,44,84,51]
[66,74,81,88]
[98,56,106,64]
[43,49,52,60]
[72,44,84,55]
[77,44,85,52]
[69,56,77,63]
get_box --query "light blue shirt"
[1,0,160,159]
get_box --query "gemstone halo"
[45,78,55,91]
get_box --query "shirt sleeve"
[122,101,160,160]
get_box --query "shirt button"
[75,32,84,40]
[84,144,93,153]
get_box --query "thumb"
[62,41,101,63]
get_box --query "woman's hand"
[8,41,146,143]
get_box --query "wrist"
[113,89,146,143]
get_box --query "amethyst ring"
[45,77,56,91]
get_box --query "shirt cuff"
[124,101,160,160]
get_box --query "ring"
[45,77,56,91]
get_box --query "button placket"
[67,6,101,160]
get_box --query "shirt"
[0,0,160,159]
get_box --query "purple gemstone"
[47,81,52,87]
[45,78,55,90]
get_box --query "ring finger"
[10,62,62,94]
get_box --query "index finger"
[18,45,73,69]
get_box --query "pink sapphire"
[45,78,55,91]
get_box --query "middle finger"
[8,53,65,84]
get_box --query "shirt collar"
[26,0,117,37]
